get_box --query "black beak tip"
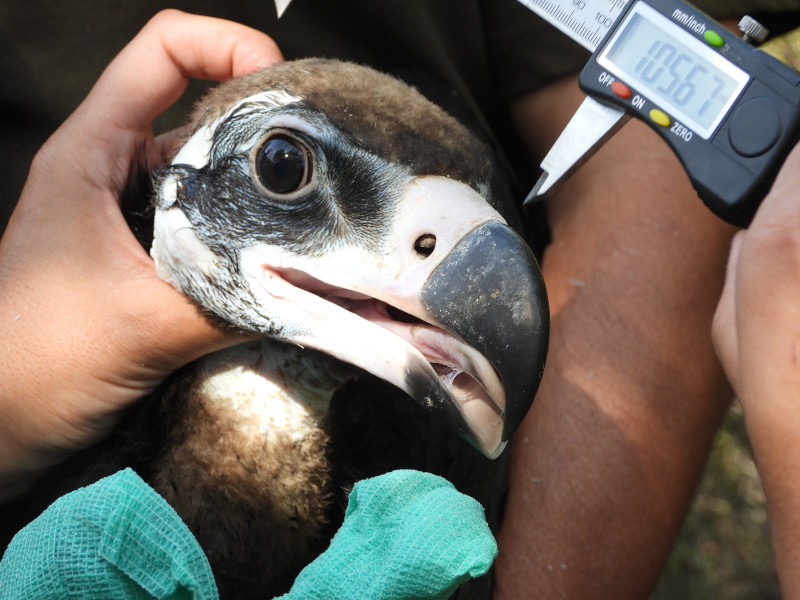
[422,221,550,452]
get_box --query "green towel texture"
[276,468,497,600]
[0,468,496,599]
[0,468,218,600]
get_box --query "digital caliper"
[518,0,800,227]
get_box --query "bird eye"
[253,134,313,197]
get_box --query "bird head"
[151,59,548,459]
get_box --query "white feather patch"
[172,89,303,169]
[199,365,317,441]
[194,341,339,442]
[151,206,220,286]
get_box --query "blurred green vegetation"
[762,31,800,73]
[651,401,780,599]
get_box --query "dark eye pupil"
[256,136,308,194]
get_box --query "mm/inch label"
[519,0,629,51]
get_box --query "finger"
[81,10,283,135]
[712,231,744,390]
[35,11,282,212]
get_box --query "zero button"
[650,109,671,127]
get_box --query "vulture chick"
[4,59,549,600]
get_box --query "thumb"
[712,231,744,391]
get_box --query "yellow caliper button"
[650,109,671,127]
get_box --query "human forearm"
[495,78,736,598]
[744,394,800,598]
[724,286,800,599]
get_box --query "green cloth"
[0,469,497,600]
[0,469,218,600]
[277,469,497,600]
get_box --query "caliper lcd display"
[598,2,749,138]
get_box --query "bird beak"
[420,220,548,456]
[233,176,549,459]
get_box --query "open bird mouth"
[275,267,506,437]
[346,300,504,417]
[351,300,508,453]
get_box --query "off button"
[611,80,631,99]
[728,97,782,157]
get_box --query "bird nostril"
[414,234,436,258]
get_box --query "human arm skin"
[713,143,800,599]
[494,74,737,598]
[0,11,282,501]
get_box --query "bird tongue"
[290,275,505,414]
[343,298,505,422]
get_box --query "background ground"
[651,401,780,599]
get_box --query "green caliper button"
[704,30,724,47]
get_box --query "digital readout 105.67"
[598,2,749,137]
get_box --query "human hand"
[0,10,282,498]
[712,142,800,598]
[712,143,800,402]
